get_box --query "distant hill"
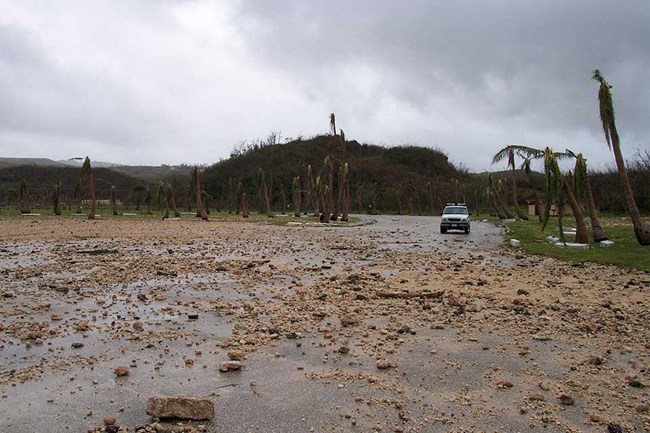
[0,157,68,169]
[0,164,192,210]
[202,135,467,214]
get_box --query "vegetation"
[505,218,650,271]
[593,70,650,245]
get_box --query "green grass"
[504,217,650,271]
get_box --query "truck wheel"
[440,227,447,234]
[464,227,470,234]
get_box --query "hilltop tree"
[593,70,650,245]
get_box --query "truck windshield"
[443,207,467,215]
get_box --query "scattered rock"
[114,366,130,377]
[376,359,397,370]
[227,350,245,361]
[103,416,116,425]
[219,361,242,372]
[558,394,575,406]
[146,395,215,420]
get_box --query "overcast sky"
[1,1,648,171]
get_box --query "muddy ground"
[0,215,648,433]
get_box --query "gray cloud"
[0,0,648,170]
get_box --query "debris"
[146,395,215,420]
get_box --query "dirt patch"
[0,216,648,432]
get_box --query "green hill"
[202,135,468,214]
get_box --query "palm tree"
[592,70,650,245]
[110,185,118,216]
[52,182,62,215]
[492,145,542,220]
[488,175,513,219]
[329,113,336,136]
[143,187,153,215]
[14,179,31,214]
[257,168,273,218]
[306,165,317,215]
[541,147,588,244]
[238,182,249,218]
[166,184,181,218]
[292,176,302,217]
[572,153,608,241]
[487,174,507,219]
[340,163,350,222]
[520,157,542,222]
[80,157,96,220]
[191,166,208,221]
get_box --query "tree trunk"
[527,173,543,223]
[493,186,513,219]
[490,193,507,219]
[87,170,96,220]
[195,171,208,221]
[562,178,589,244]
[341,180,350,222]
[512,167,528,220]
[584,175,608,241]
[242,192,249,218]
[610,127,650,245]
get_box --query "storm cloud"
[1,0,648,170]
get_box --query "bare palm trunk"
[562,178,588,243]
[169,190,181,218]
[490,193,507,219]
[584,175,608,241]
[242,192,249,218]
[87,170,96,220]
[610,129,650,244]
[493,186,513,219]
[526,172,542,223]
[194,170,208,221]
[512,168,528,220]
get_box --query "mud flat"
[0,215,648,432]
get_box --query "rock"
[376,359,397,369]
[340,314,359,327]
[628,379,643,388]
[227,350,245,361]
[338,345,350,354]
[528,394,545,402]
[103,416,116,425]
[558,394,574,406]
[114,366,130,377]
[75,321,90,332]
[71,342,84,349]
[510,239,521,248]
[133,321,144,332]
[607,423,623,433]
[496,381,514,389]
[146,395,215,420]
[219,361,242,372]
